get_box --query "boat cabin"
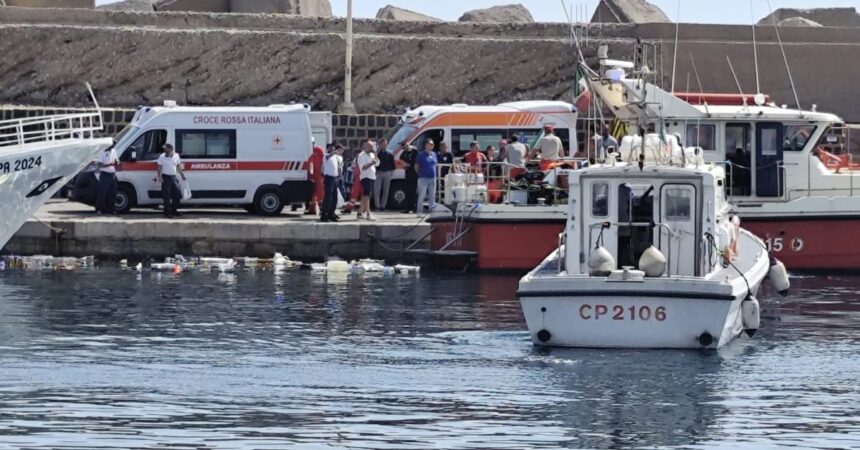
[591,76,856,203]
[565,162,732,278]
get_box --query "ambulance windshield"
[385,123,418,152]
[114,125,139,149]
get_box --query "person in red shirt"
[463,141,487,173]
[306,143,325,215]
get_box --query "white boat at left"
[0,104,112,250]
[518,147,789,349]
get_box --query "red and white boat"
[424,58,860,271]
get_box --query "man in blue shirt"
[415,140,438,216]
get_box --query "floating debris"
[1,255,95,271]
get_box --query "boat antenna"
[726,56,744,95]
[689,51,709,116]
[670,0,680,93]
[749,0,761,96]
[766,0,802,111]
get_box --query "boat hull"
[429,219,565,270]
[742,217,860,270]
[0,138,111,250]
[431,214,860,271]
[519,293,747,349]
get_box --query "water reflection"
[0,269,856,449]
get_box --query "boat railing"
[435,158,583,206]
[0,111,104,150]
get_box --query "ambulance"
[381,101,578,209]
[76,102,331,215]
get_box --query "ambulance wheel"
[114,184,136,214]
[253,187,284,216]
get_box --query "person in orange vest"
[305,142,325,215]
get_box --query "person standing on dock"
[306,141,325,216]
[95,145,119,215]
[529,125,564,170]
[415,139,438,216]
[397,143,419,214]
[156,143,186,218]
[438,141,453,178]
[356,140,379,221]
[321,144,344,222]
[374,138,394,210]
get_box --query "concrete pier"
[4,201,431,262]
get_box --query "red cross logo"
[273,135,284,146]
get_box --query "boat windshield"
[113,124,139,149]
[384,123,418,152]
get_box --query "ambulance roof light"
[163,100,178,108]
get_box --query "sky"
[95,0,860,24]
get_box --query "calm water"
[0,268,857,449]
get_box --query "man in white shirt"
[529,125,565,170]
[156,143,186,218]
[321,144,344,222]
[95,146,120,214]
[356,140,379,221]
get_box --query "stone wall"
[3,7,860,121]
[4,0,93,8]
[0,105,399,153]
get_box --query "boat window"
[783,125,816,151]
[592,182,609,217]
[686,124,716,150]
[663,188,692,221]
[176,129,237,159]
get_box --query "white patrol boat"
[0,87,112,250]
[517,146,788,349]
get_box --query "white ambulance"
[105,102,331,215]
[381,101,578,209]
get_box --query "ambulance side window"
[123,129,167,161]
[176,129,237,159]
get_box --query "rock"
[591,0,670,24]
[458,4,533,23]
[230,0,332,17]
[97,0,155,11]
[777,17,823,28]
[375,5,440,22]
[758,7,860,27]
[3,0,93,7]
[154,0,229,13]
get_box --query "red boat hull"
[429,216,860,271]
[430,220,564,270]
[742,218,860,270]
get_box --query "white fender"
[588,246,616,276]
[768,259,790,297]
[742,297,761,336]
[638,245,667,277]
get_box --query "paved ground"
[7,200,432,260]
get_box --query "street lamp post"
[338,0,357,114]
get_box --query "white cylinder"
[768,259,790,296]
[588,246,616,276]
[639,245,667,277]
[742,297,761,331]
